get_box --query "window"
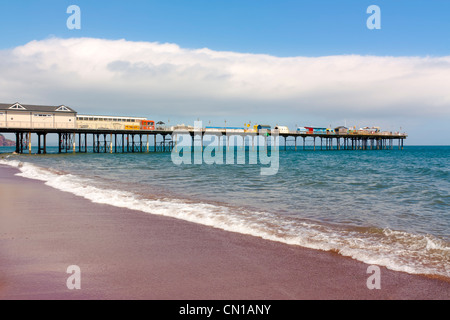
[56,106,71,112]
[9,103,26,110]
[34,114,52,117]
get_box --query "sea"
[1,145,449,279]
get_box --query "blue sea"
[1,145,449,279]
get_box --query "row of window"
[34,114,53,117]
[0,113,53,118]
[1,113,58,117]
[77,117,140,123]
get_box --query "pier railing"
[0,121,76,129]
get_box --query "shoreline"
[0,164,449,300]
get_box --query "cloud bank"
[0,37,449,121]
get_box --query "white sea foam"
[1,159,449,279]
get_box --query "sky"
[0,0,449,145]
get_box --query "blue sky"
[1,0,449,56]
[0,1,449,145]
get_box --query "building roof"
[0,102,77,113]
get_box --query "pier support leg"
[15,133,20,154]
[43,134,47,154]
[37,134,41,154]
[28,132,32,154]
[19,133,24,154]
[73,133,76,153]
[58,133,62,153]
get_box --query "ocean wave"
[1,158,449,279]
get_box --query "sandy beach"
[0,164,448,300]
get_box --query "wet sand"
[0,164,449,300]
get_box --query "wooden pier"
[0,127,407,155]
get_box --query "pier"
[0,127,407,155]
[0,102,407,155]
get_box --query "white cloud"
[0,37,449,122]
